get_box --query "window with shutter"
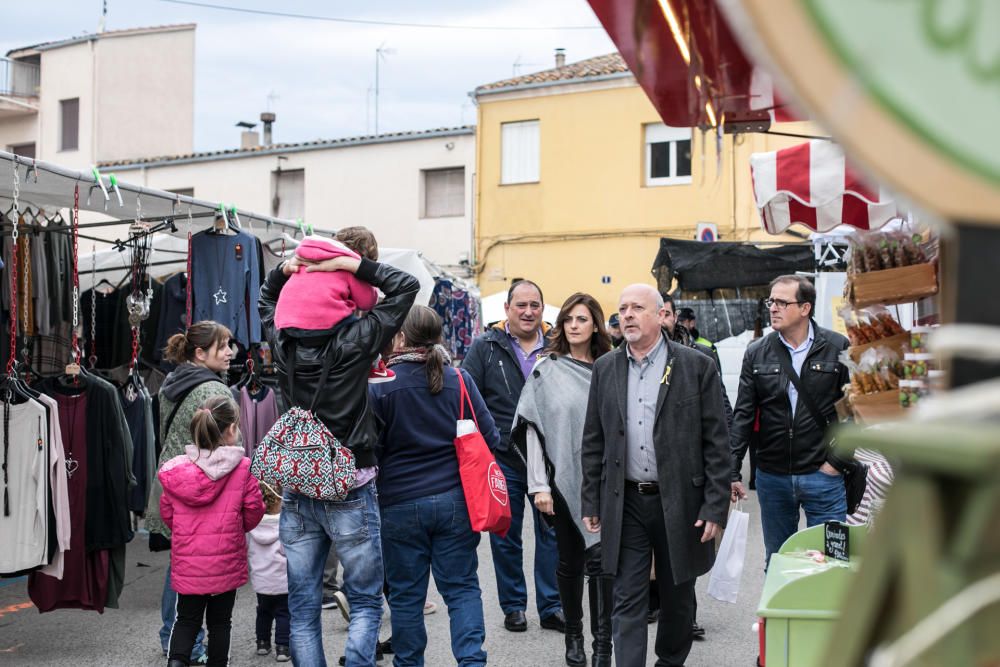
[423,167,465,218]
[272,169,305,220]
[60,98,79,152]
[501,120,540,185]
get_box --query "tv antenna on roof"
[374,42,397,135]
[98,0,108,33]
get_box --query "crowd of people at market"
[151,224,855,667]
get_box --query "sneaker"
[368,359,395,384]
[275,644,291,662]
[423,601,437,615]
[257,639,271,656]
[191,654,208,665]
[323,590,350,622]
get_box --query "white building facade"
[0,25,195,169]
[1,23,475,269]
[102,127,476,270]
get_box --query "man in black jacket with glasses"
[730,275,850,567]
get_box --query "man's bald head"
[618,284,666,352]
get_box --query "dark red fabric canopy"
[587,0,797,130]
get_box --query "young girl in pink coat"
[159,395,265,667]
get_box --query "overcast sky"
[1,0,616,152]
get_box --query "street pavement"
[0,484,766,666]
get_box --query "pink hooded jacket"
[247,513,287,595]
[274,236,379,331]
[158,445,265,595]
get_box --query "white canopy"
[480,291,561,326]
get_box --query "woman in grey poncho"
[512,293,613,667]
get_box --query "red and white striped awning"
[750,140,897,235]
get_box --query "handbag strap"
[453,367,480,431]
[768,334,831,431]
[286,339,336,414]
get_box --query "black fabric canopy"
[651,238,815,293]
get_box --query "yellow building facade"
[473,53,819,317]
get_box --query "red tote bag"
[454,368,511,538]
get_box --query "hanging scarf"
[386,345,454,367]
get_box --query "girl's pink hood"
[159,445,246,506]
[295,237,359,263]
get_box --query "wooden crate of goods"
[849,332,911,363]
[848,263,938,308]
[851,390,903,424]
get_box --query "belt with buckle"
[625,480,659,495]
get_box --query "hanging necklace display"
[65,185,82,380]
[212,239,229,305]
[61,393,81,479]
[88,244,97,369]
[125,210,152,402]
[212,210,229,305]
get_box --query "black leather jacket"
[258,258,420,469]
[730,324,850,480]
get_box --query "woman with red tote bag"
[368,305,501,667]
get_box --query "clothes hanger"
[93,277,116,295]
[1,368,37,405]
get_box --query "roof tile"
[475,53,629,95]
[97,126,474,168]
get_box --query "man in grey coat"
[581,284,731,667]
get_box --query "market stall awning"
[652,237,814,292]
[0,151,298,242]
[586,0,798,130]
[750,140,897,235]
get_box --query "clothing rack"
[0,151,298,241]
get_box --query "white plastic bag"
[707,503,749,603]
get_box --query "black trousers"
[549,487,613,656]
[255,593,290,646]
[548,488,589,579]
[169,589,237,667]
[613,487,695,667]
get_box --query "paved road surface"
[0,487,766,665]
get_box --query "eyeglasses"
[764,298,804,310]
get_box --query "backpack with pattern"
[250,343,356,501]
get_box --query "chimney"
[236,121,259,149]
[261,111,276,145]
[555,48,566,68]
[240,131,260,149]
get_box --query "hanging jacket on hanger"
[0,398,51,574]
[154,272,187,366]
[27,389,110,613]
[235,384,279,456]
[35,393,71,581]
[190,230,261,347]
[37,376,133,551]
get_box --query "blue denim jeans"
[281,481,384,667]
[488,458,562,618]
[756,468,847,566]
[381,486,486,667]
[160,560,205,659]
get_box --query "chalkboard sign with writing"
[824,521,850,561]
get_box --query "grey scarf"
[512,354,600,550]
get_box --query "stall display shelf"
[848,263,938,308]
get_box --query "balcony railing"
[0,58,40,98]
